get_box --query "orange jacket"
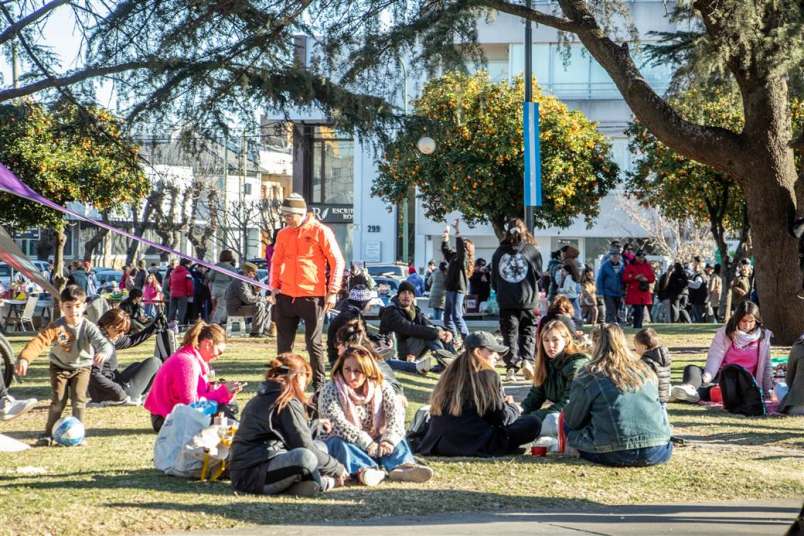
[270,214,345,298]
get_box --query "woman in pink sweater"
[671,301,773,404]
[145,320,243,432]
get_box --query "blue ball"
[52,416,85,447]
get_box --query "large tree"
[0,100,148,282]
[374,71,618,237]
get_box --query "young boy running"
[15,285,114,446]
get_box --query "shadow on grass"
[676,430,804,447]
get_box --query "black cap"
[463,331,508,353]
[398,280,417,295]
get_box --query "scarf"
[732,328,762,349]
[334,375,386,439]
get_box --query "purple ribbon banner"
[0,162,269,291]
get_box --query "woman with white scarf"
[318,345,433,486]
[671,301,773,404]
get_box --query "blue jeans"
[431,308,443,321]
[324,436,415,475]
[579,442,673,467]
[386,359,419,374]
[444,291,468,339]
[603,296,624,324]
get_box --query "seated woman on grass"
[88,308,161,406]
[230,354,347,497]
[144,320,243,432]
[318,345,432,486]
[334,319,404,396]
[671,301,772,405]
[417,332,541,457]
[564,323,672,467]
[522,320,590,420]
[779,333,804,415]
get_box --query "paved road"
[161,500,802,536]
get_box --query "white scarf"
[732,328,762,349]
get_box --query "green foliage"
[0,100,149,231]
[373,71,619,233]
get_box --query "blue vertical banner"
[523,101,542,207]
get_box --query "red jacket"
[623,261,655,306]
[270,214,345,298]
[169,265,194,298]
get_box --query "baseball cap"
[463,331,508,354]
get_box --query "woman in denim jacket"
[564,323,672,467]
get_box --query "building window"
[309,126,354,205]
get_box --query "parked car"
[95,270,123,292]
[366,263,408,281]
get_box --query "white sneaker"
[670,384,701,403]
[505,369,518,383]
[358,468,386,487]
[388,463,433,483]
[415,355,433,374]
[0,396,37,421]
[521,362,535,381]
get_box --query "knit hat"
[609,246,622,256]
[398,280,417,296]
[242,262,258,273]
[281,193,307,215]
[349,285,376,303]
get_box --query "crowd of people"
[1,203,802,502]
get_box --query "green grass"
[0,325,802,536]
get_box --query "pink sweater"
[144,344,233,417]
[704,326,773,395]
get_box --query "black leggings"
[503,414,542,453]
[682,364,714,401]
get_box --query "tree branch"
[478,0,581,32]
[549,0,745,177]
[0,0,70,46]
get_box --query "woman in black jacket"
[666,263,690,323]
[417,331,541,457]
[88,308,161,405]
[491,218,543,381]
[230,354,347,496]
[441,218,474,341]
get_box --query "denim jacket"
[564,370,671,453]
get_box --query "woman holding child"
[671,301,772,405]
[230,354,348,497]
[418,332,541,457]
[522,320,590,420]
[565,323,672,467]
[144,320,243,432]
[318,345,432,486]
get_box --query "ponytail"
[182,320,226,348]
[265,354,312,412]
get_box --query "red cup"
[709,384,722,403]
[531,446,548,457]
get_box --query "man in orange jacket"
[269,193,345,388]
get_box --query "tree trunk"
[83,226,109,262]
[735,79,804,344]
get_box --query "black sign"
[310,204,353,224]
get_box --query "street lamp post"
[524,0,534,233]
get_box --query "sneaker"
[286,480,322,497]
[0,396,37,421]
[387,463,433,483]
[505,368,518,383]
[34,435,53,447]
[319,475,336,492]
[670,384,701,403]
[415,355,433,375]
[358,467,386,487]
[375,345,395,359]
[125,395,143,406]
[521,362,535,381]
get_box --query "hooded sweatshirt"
[641,346,672,403]
[491,242,543,310]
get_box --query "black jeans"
[503,414,542,453]
[603,296,624,323]
[275,294,326,389]
[499,308,538,371]
[631,304,645,329]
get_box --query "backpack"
[718,364,766,417]
[406,405,431,453]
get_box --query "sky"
[1,5,115,107]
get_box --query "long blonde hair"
[430,348,502,417]
[534,320,582,386]
[586,323,655,391]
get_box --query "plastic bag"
[153,404,210,477]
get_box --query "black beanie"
[398,281,417,295]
